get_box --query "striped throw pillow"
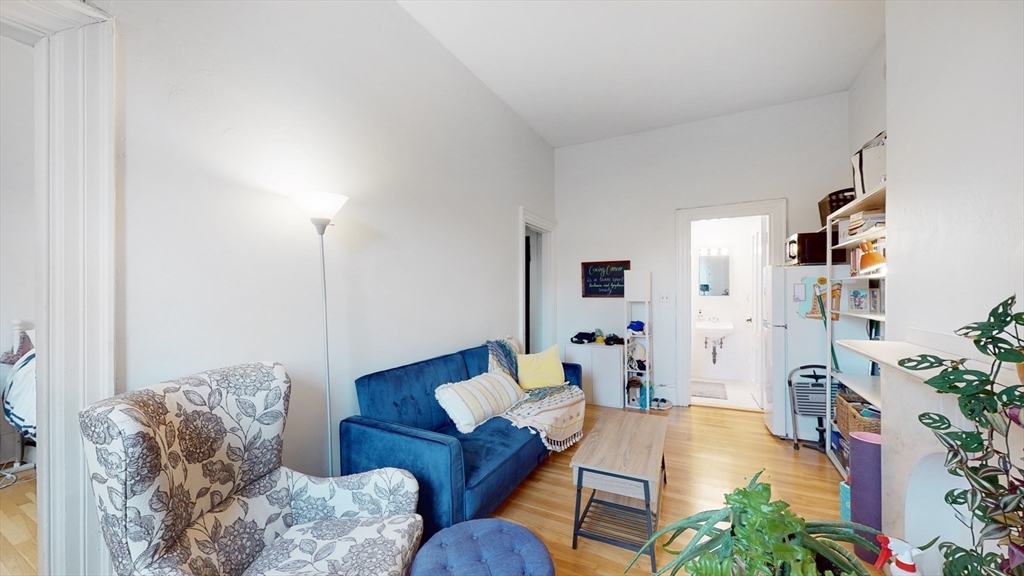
[435,371,525,434]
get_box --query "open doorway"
[518,208,556,354]
[689,215,768,411]
[1,2,117,572]
[0,32,38,573]
[524,229,545,353]
[675,199,787,408]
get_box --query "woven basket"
[835,393,881,438]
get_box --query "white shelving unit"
[623,270,652,412]
[824,184,886,475]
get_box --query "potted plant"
[898,294,1024,576]
[628,472,879,576]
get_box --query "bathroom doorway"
[689,215,768,410]
[675,199,787,408]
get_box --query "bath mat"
[691,380,728,400]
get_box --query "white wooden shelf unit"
[825,184,887,475]
[623,270,652,413]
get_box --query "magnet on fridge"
[793,283,807,302]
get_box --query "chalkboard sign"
[582,261,630,298]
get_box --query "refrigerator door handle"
[773,324,788,329]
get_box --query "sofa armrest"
[562,362,582,388]
[283,466,419,523]
[340,416,465,538]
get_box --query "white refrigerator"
[762,265,871,440]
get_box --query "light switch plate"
[659,292,672,303]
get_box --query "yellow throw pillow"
[517,345,566,390]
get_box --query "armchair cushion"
[243,514,422,576]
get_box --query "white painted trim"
[0,0,107,46]
[518,207,557,353]
[675,199,786,407]
[5,3,117,572]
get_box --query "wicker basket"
[835,393,881,438]
[818,188,857,226]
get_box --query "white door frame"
[675,199,786,407]
[518,207,557,353]
[1,2,117,573]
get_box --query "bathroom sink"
[695,321,734,340]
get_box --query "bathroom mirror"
[698,254,730,296]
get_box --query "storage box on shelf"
[824,183,887,475]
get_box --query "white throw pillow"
[435,371,525,434]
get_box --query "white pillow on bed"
[435,371,525,434]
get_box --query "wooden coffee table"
[570,410,668,572]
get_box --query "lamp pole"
[290,190,347,478]
[311,217,334,476]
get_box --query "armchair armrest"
[340,416,465,538]
[563,362,582,388]
[284,466,418,524]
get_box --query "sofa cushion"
[435,371,525,434]
[458,345,490,378]
[516,345,566,390]
[437,418,548,520]
[356,352,471,431]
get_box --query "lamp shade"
[290,191,349,221]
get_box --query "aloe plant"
[898,294,1024,576]
[627,472,878,576]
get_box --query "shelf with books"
[833,225,886,250]
[824,181,887,476]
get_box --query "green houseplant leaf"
[901,294,1024,576]
[899,354,948,371]
[920,412,953,430]
[924,369,993,395]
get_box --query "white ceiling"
[398,1,885,148]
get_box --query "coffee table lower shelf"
[572,469,665,572]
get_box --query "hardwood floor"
[0,472,37,576]
[0,406,847,576]
[492,404,846,575]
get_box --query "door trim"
[675,199,787,407]
[518,207,556,352]
[1,2,118,572]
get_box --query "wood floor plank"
[492,404,851,575]
[0,473,37,576]
[0,406,865,576]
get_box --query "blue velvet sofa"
[339,344,582,538]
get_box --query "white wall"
[690,216,761,382]
[848,39,886,155]
[96,0,554,476]
[0,36,35,462]
[886,1,1024,342]
[555,93,851,393]
[883,0,1024,542]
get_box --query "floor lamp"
[291,191,349,476]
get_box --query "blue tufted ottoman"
[411,518,555,576]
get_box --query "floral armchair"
[79,362,422,576]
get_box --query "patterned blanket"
[501,384,586,452]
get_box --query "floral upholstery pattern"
[80,362,422,576]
